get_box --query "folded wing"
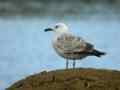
[56,33,94,53]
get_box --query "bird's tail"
[92,49,106,57]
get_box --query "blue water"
[0,17,120,90]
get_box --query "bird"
[44,23,106,69]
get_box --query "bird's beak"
[44,28,54,32]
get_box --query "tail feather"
[92,49,106,57]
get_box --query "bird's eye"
[55,25,59,28]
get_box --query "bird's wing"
[56,33,94,53]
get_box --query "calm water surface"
[0,17,120,90]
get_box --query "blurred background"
[0,0,120,90]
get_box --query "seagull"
[44,23,106,69]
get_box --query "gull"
[44,23,106,69]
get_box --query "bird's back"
[52,33,94,60]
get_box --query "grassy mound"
[6,68,120,90]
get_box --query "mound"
[6,68,120,90]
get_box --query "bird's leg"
[73,60,76,69]
[66,59,69,69]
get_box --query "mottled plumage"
[53,33,94,60]
[45,23,106,69]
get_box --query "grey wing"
[56,33,94,53]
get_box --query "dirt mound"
[6,68,120,90]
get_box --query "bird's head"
[44,23,69,34]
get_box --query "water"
[0,1,120,90]
[0,17,119,90]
